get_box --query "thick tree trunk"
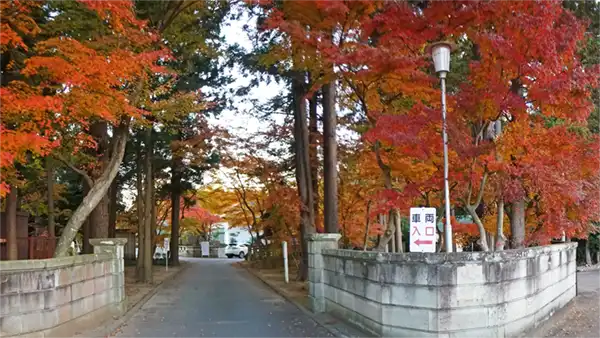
[293,73,315,281]
[82,219,92,254]
[6,188,18,260]
[47,160,55,238]
[136,141,146,281]
[509,198,526,249]
[585,239,592,265]
[322,81,338,234]
[90,194,109,238]
[108,178,118,238]
[308,90,320,231]
[142,127,154,283]
[54,122,129,257]
[507,79,527,249]
[89,122,110,239]
[170,156,182,266]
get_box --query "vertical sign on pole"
[164,238,170,271]
[409,207,437,253]
[282,241,289,284]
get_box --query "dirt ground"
[123,262,184,311]
[530,270,600,338]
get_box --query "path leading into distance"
[113,258,333,337]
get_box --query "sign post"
[164,238,170,271]
[409,207,437,253]
[282,241,289,283]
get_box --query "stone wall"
[0,238,127,337]
[307,234,577,338]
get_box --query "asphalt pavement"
[113,258,333,337]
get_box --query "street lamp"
[426,41,455,253]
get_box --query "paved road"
[114,258,333,337]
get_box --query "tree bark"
[108,178,118,238]
[363,200,372,251]
[54,121,129,257]
[143,126,154,283]
[509,198,526,249]
[6,188,18,260]
[89,122,110,239]
[90,194,110,238]
[393,209,403,252]
[293,72,315,281]
[374,142,400,251]
[170,156,182,266]
[495,199,506,250]
[585,238,592,265]
[47,160,56,238]
[82,180,93,254]
[136,140,146,281]
[507,78,527,249]
[308,89,320,231]
[322,81,338,234]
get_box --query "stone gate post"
[307,233,341,313]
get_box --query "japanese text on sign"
[409,207,437,253]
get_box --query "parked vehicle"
[225,243,248,259]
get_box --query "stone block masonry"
[0,238,127,337]
[307,233,577,338]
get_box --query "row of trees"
[1,0,599,283]
[1,0,229,282]
[219,0,600,276]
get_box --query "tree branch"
[55,154,94,187]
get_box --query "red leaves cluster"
[0,0,172,196]
[256,0,599,243]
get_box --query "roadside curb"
[239,263,351,338]
[78,262,190,337]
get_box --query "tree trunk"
[54,122,129,257]
[495,199,506,251]
[308,89,320,232]
[466,205,490,252]
[322,81,338,234]
[143,126,154,283]
[82,180,93,254]
[363,200,372,251]
[374,142,400,251]
[108,178,118,238]
[394,209,403,253]
[170,156,182,266]
[293,72,315,281]
[136,140,146,281]
[509,198,526,249]
[47,160,55,238]
[494,119,506,251]
[90,194,109,238]
[82,220,92,254]
[6,188,18,260]
[585,239,592,265]
[89,122,110,239]
[507,79,527,250]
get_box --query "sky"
[207,8,285,141]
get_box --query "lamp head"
[426,41,455,77]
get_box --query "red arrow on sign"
[414,239,433,246]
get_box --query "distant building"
[212,222,253,245]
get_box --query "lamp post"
[426,41,454,253]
